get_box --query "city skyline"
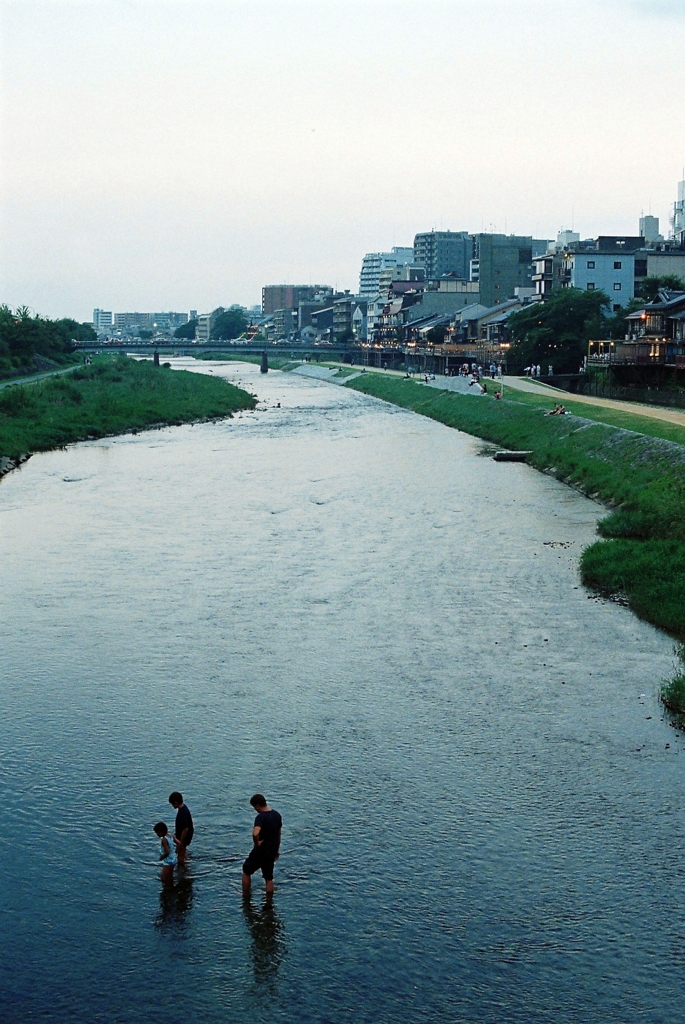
[1,0,684,321]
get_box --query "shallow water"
[1,360,683,1024]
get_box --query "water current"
[1,360,683,1023]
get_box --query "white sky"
[1,0,684,320]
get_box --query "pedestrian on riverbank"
[169,792,194,865]
[154,821,177,885]
[242,794,282,896]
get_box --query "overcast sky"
[1,0,684,320]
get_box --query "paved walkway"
[0,364,79,390]
[325,362,685,427]
[500,375,685,427]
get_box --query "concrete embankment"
[291,364,363,383]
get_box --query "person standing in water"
[168,791,194,865]
[154,822,177,885]
[242,794,282,896]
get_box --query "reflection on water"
[155,873,194,935]
[1,360,684,1024]
[242,895,286,984]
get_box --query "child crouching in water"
[154,821,177,885]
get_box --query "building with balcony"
[93,309,113,331]
[532,254,564,300]
[195,307,225,342]
[413,231,472,280]
[359,248,414,299]
[589,290,685,370]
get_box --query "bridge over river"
[72,340,351,360]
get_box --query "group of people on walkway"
[154,791,282,894]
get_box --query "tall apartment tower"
[475,234,535,307]
[93,308,112,331]
[412,231,472,280]
[358,247,414,299]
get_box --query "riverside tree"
[174,318,198,339]
[637,274,685,301]
[507,289,609,373]
[0,305,95,379]
[211,307,247,340]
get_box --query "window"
[635,259,647,276]
[587,282,595,290]
[614,261,622,270]
[587,260,595,269]
[613,283,622,291]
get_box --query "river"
[1,360,683,1023]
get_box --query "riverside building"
[358,248,414,300]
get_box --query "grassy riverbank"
[344,373,685,639]
[0,356,256,462]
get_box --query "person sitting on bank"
[242,794,282,896]
[169,791,194,865]
[494,389,502,400]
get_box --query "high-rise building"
[358,247,414,299]
[475,234,541,307]
[262,285,333,316]
[93,309,112,331]
[672,180,685,243]
[639,215,661,246]
[412,231,472,280]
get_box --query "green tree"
[211,307,247,340]
[0,305,94,377]
[507,289,609,373]
[174,318,198,339]
[638,275,685,301]
[426,325,446,345]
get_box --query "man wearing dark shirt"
[242,793,282,895]
[168,791,194,865]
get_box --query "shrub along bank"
[344,373,685,640]
[0,356,256,463]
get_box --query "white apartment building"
[359,247,414,299]
[562,251,635,310]
[93,308,112,331]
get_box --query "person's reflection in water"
[155,872,194,936]
[242,893,286,985]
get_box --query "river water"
[2,360,683,1024]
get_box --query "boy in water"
[242,794,282,896]
[168,791,194,865]
[153,821,177,885]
